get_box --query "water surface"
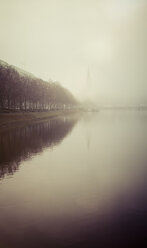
[0,112,147,248]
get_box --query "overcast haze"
[0,0,147,105]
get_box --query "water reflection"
[0,115,78,179]
[0,112,147,248]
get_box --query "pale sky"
[0,0,147,105]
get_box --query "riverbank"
[0,110,78,133]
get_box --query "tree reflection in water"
[0,115,78,179]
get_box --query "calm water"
[0,111,147,248]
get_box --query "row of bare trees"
[0,62,77,111]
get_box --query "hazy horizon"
[0,0,147,105]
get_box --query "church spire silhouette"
[86,66,91,88]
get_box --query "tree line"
[0,60,77,112]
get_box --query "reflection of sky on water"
[0,111,147,248]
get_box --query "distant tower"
[86,66,91,89]
[86,66,93,99]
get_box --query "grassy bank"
[0,110,77,133]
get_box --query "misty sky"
[0,0,147,105]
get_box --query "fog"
[0,0,147,105]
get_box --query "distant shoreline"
[0,110,79,133]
